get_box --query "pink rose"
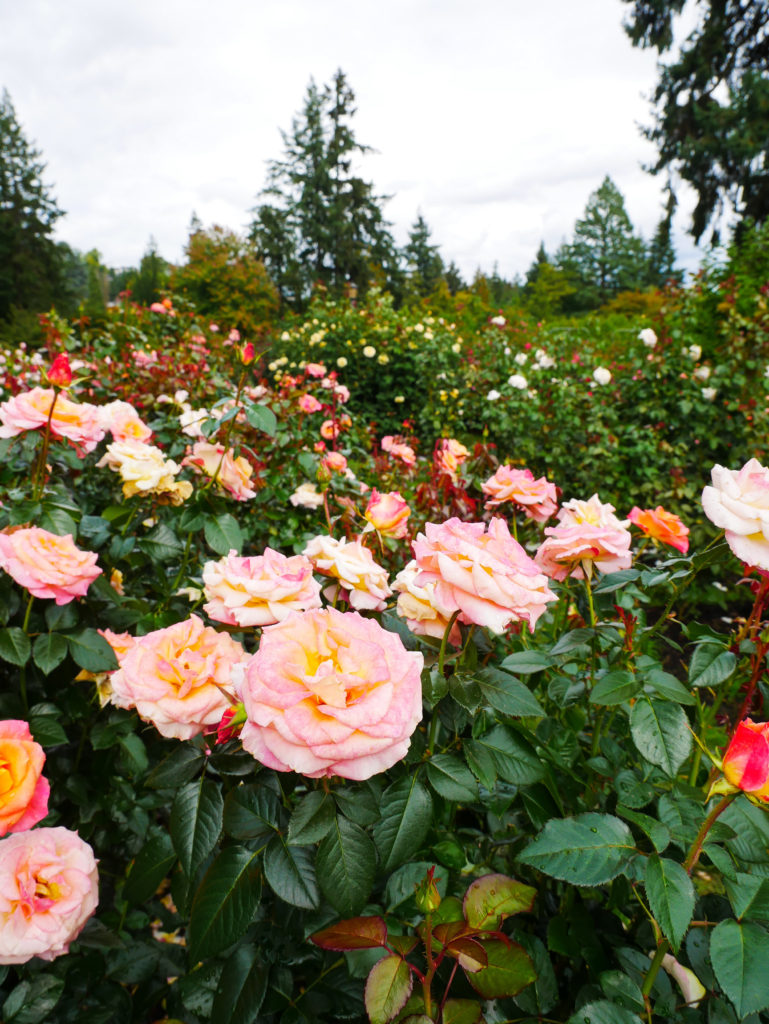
[381,436,416,467]
[393,560,462,645]
[0,527,101,604]
[203,548,322,627]
[412,517,556,633]
[364,490,411,539]
[0,388,104,455]
[303,535,392,611]
[436,438,469,480]
[299,394,323,414]
[535,494,632,581]
[0,720,49,836]
[306,363,327,378]
[482,466,558,522]
[0,826,98,964]
[98,400,153,442]
[322,452,348,474]
[183,441,257,501]
[239,608,424,779]
[702,459,769,568]
[107,615,246,739]
[132,349,158,367]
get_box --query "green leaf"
[364,955,412,1024]
[642,667,696,706]
[448,672,483,713]
[373,775,432,873]
[441,1000,484,1024]
[311,916,388,951]
[316,815,376,916]
[28,715,67,747]
[688,644,737,688]
[591,568,640,593]
[468,724,544,785]
[549,628,595,656]
[426,754,478,802]
[590,670,642,705]
[146,744,206,789]
[170,778,224,878]
[615,805,670,853]
[630,697,692,777]
[644,855,695,952]
[287,790,335,845]
[223,783,281,843]
[566,1000,641,1024]
[67,628,118,672]
[32,632,68,674]
[124,833,178,904]
[500,650,553,674]
[710,919,769,1018]
[187,846,261,962]
[466,939,535,998]
[725,873,769,923]
[518,813,636,886]
[210,943,268,1024]
[0,627,30,666]
[204,514,243,556]
[263,836,319,909]
[3,975,64,1024]
[138,522,184,561]
[475,666,544,717]
[246,403,277,436]
[463,873,536,930]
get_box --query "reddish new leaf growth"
[310,915,388,951]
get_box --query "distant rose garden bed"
[0,296,768,1024]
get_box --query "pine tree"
[0,89,64,320]
[250,71,398,306]
[403,213,445,297]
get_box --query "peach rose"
[107,615,246,739]
[381,436,416,467]
[0,387,104,455]
[98,400,153,442]
[203,548,322,628]
[183,442,257,501]
[412,517,555,633]
[482,466,558,522]
[364,490,411,539]
[392,560,462,645]
[0,721,49,836]
[303,535,392,611]
[322,452,348,474]
[628,506,690,554]
[436,438,469,480]
[535,494,632,581]
[0,527,101,605]
[0,826,99,964]
[239,608,423,779]
[702,459,769,568]
[306,363,327,378]
[97,440,192,505]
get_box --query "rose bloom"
[381,435,416,467]
[482,466,558,522]
[133,349,158,367]
[203,548,322,628]
[322,451,347,474]
[722,719,769,800]
[0,387,105,455]
[0,527,101,605]
[364,490,411,539]
[98,400,152,442]
[0,826,99,964]
[702,458,769,569]
[183,442,257,501]
[535,494,632,581]
[412,517,556,633]
[0,721,49,836]
[299,394,323,414]
[320,415,351,440]
[593,367,612,386]
[289,482,325,509]
[639,328,658,348]
[306,362,326,378]
[239,608,423,779]
[107,615,246,740]
[393,560,462,646]
[97,440,192,505]
[628,506,690,554]
[303,535,392,611]
[436,438,469,479]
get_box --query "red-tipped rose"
[240,342,255,365]
[47,354,72,389]
[722,719,769,801]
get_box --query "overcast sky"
[2,0,705,281]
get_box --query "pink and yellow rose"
[381,435,416,467]
[98,400,153,443]
[535,495,632,581]
[239,608,423,779]
[0,527,101,605]
[0,721,49,836]
[203,548,322,628]
[303,535,392,611]
[393,560,462,645]
[0,388,105,455]
[364,490,411,539]
[482,466,558,522]
[183,442,257,501]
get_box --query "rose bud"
[722,719,769,801]
[46,354,72,389]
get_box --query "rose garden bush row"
[0,291,767,1023]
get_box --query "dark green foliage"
[403,213,445,298]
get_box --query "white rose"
[514,352,528,366]
[701,386,717,401]
[702,458,769,567]
[693,365,711,381]
[289,482,325,509]
[486,389,501,401]
[593,367,612,386]
[639,328,657,348]
[687,344,702,361]
[508,373,527,390]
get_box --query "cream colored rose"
[303,534,391,611]
[97,440,192,505]
[702,458,769,568]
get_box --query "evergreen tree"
[623,0,769,241]
[444,261,466,295]
[403,213,445,296]
[558,176,648,306]
[645,189,679,287]
[0,89,64,320]
[129,237,168,306]
[523,244,576,318]
[250,70,398,305]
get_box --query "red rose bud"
[240,342,255,366]
[215,703,247,744]
[47,353,72,388]
[722,719,769,801]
